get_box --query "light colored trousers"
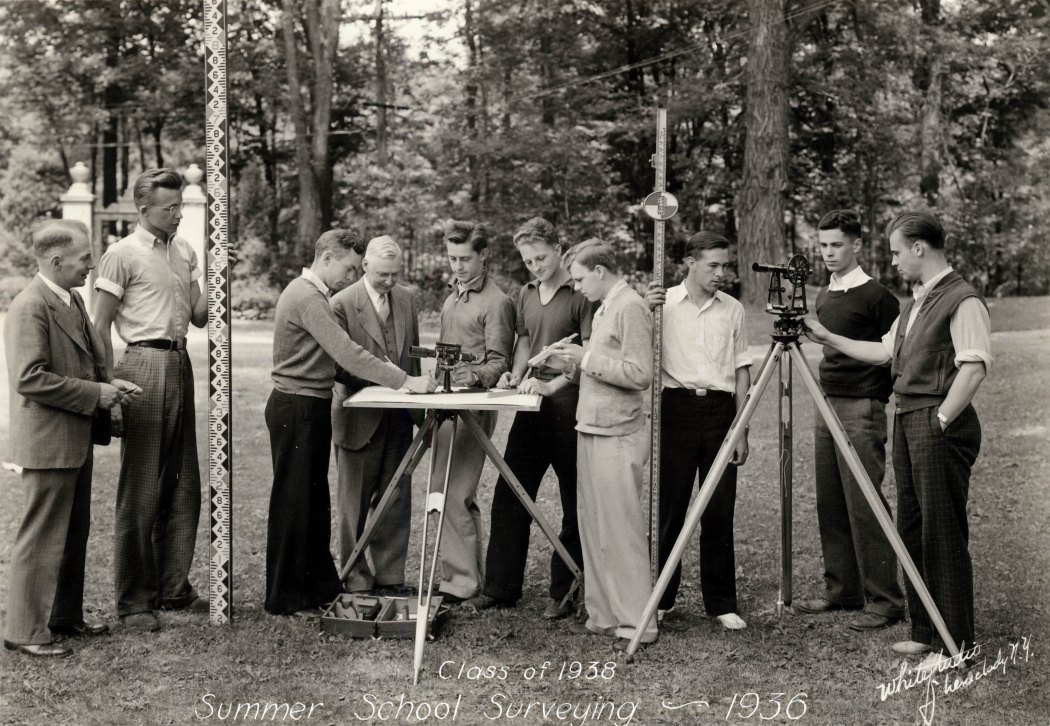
[577,426,658,643]
[428,411,496,599]
[4,457,92,645]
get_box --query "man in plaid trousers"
[805,211,991,674]
[93,169,208,633]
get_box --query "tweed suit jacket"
[330,280,421,451]
[4,276,108,469]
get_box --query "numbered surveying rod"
[643,109,678,585]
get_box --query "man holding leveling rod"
[466,219,595,619]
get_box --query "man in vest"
[805,211,992,674]
[330,235,430,595]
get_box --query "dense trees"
[1,0,1047,308]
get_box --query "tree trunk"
[738,0,790,306]
[918,0,943,206]
[281,0,340,264]
[374,0,388,167]
[102,2,122,207]
[464,0,480,207]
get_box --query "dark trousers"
[658,389,738,615]
[3,455,92,645]
[264,390,343,615]
[483,386,582,603]
[113,347,200,616]
[814,396,905,618]
[894,404,980,653]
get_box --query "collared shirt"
[363,275,387,315]
[661,284,751,393]
[94,224,202,343]
[301,267,329,297]
[880,266,993,370]
[580,279,630,373]
[439,269,515,388]
[828,265,872,293]
[38,273,71,306]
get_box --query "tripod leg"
[778,351,793,616]
[414,414,458,684]
[337,411,436,582]
[787,343,960,657]
[458,410,584,606]
[625,341,783,657]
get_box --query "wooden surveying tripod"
[625,256,963,660]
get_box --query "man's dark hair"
[885,211,945,250]
[443,220,489,252]
[818,209,863,241]
[513,218,559,249]
[565,238,619,274]
[684,230,731,261]
[314,229,365,260]
[134,168,184,209]
[31,219,88,258]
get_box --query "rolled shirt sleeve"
[734,306,752,369]
[881,315,901,360]
[950,297,993,370]
[94,249,130,299]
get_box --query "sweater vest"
[891,271,985,412]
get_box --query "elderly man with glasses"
[93,168,208,633]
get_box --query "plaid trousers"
[113,347,201,616]
[894,404,981,653]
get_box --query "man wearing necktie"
[330,236,427,595]
[805,211,992,674]
[4,220,140,656]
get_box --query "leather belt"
[129,338,187,351]
[665,387,732,398]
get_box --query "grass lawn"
[1,297,1048,726]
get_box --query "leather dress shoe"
[463,595,512,611]
[795,598,862,614]
[50,622,110,637]
[121,612,161,632]
[613,636,656,652]
[567,621,616,637]
[848,613,903,631]
[542,598,573,620]
[892,640,932,655]
[4,640,72,657]
[291,608,323,620]
[437,592,466,605]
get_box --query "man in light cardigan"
[549,238,658,651]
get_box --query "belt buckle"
[694,388,708,397]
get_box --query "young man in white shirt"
[644,231,751,630]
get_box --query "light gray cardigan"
[576,282,653,436]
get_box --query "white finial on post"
[61,162,96,307]
[178,163,208,271]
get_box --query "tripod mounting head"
[752,255,811,341]
[409,342,479,391]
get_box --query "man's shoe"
[849,613,903,631]
[657,605,675,624]
[437,592,466,605]
[4,640,72,657]
[185,596,210,613]
[716,613,747,630]
[567,621,616,637]
[795,598,861,614]
[121,612,161,632]
[892,640,932,655]
[464,595,512,612]
[291,608,323,620]
[613,636,656,652]
[374,584,417,597]
[542,598,573,620]
[50,622,110,637]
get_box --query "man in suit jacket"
[3,220,140,657]
[330,235,426,593]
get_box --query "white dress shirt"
[661,284,751,393]
[880,266,993,370]
[38,273,72,306]
[363,276,388,318]
[827,265,872,293]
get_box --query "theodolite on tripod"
[624,254,963,661]
[409,342,479,392]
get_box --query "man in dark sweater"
[265,230,432,617]
[796,210,906,632]
[805,211,991,674]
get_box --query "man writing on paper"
[266,230,432,617]
[330,235,432,596]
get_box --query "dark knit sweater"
[815,279,899,401]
